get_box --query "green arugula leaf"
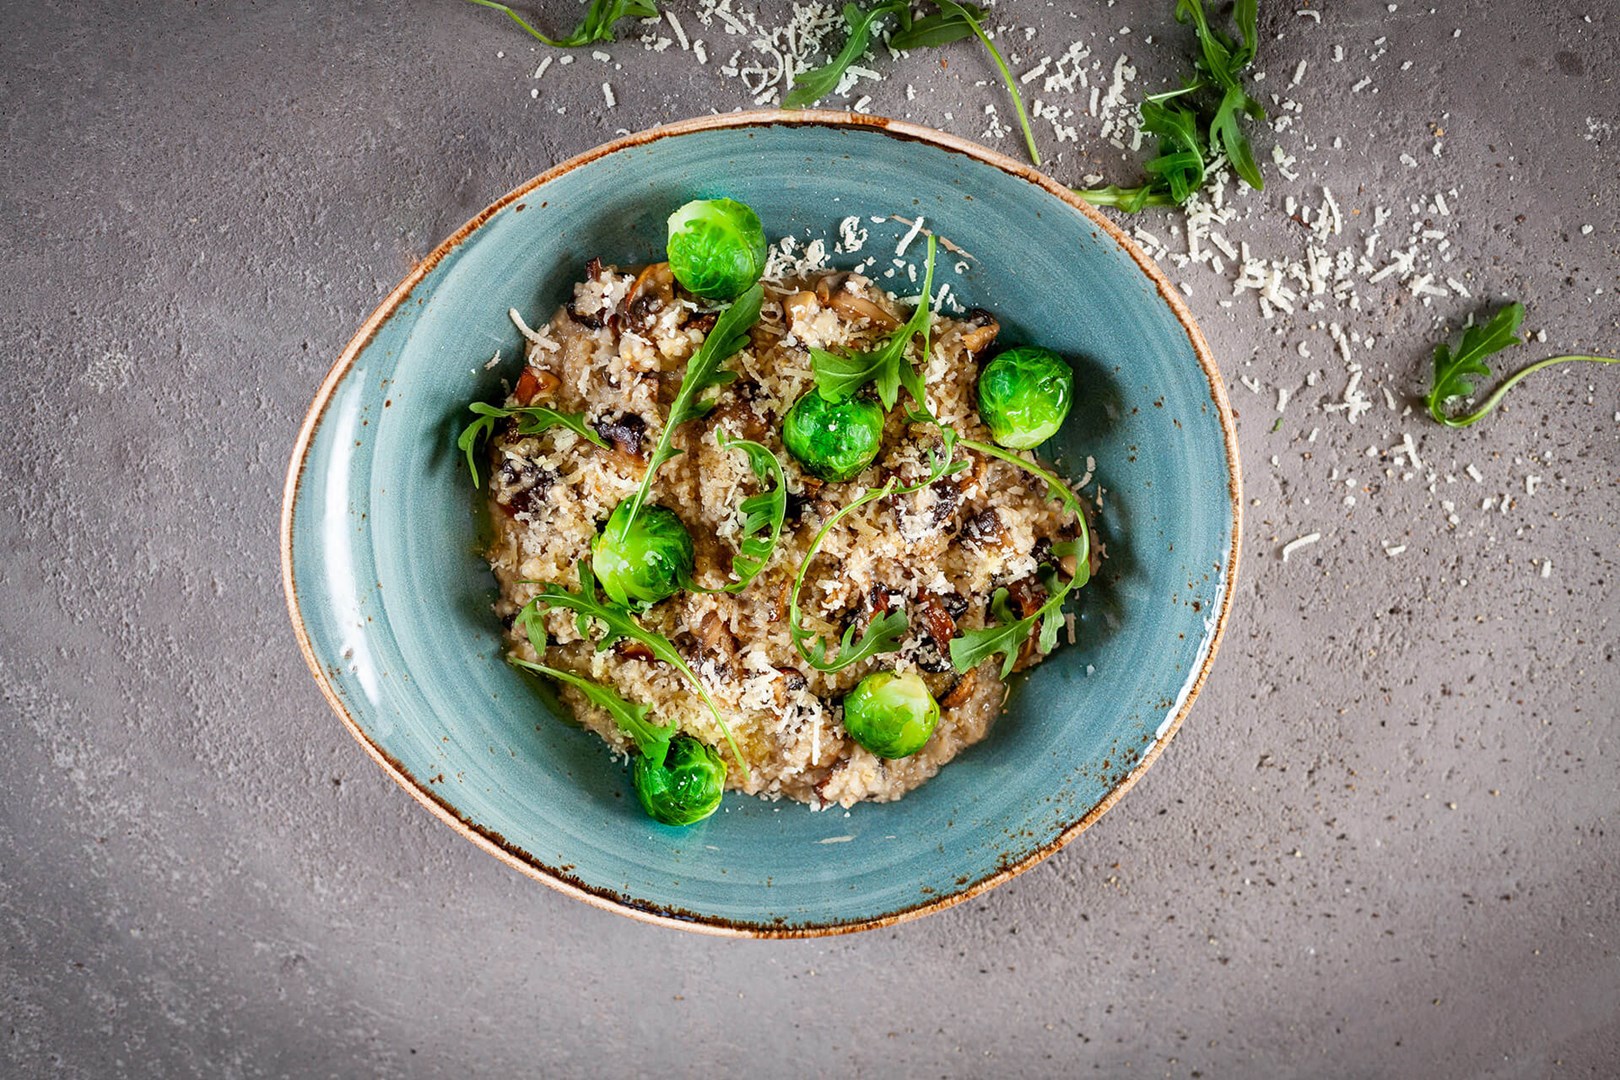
[783,2,906,108]
[616,282,763,536]
[932,0,1041,166]
[463,0,658,49]
[1080,0,1265,209]
[710,433,788,594]
[1140,99,1206,203]
[457,400,606,486]
[1425,302,1620,427]
[888,3,987,49]
[1210,84,1266,191]
[811,235,937,411]
[510,656,676,761]
[787,443,969,673]
[946,439,1091,676]
[521,561,749,773]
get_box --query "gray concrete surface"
[2,1,1616,1076]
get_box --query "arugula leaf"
[811,234,937,411]
[1079,0,1265,210]
[946,439,1091,677]
[616,282,763,536]
[710,433,787,594]
[510,656,676,761]
[783,2,906,108]
[458,400,606,486]
[888,3,987,49]
[932,0,1042,166]
[521,561,749,773]
[1426,302,1620,427]
[1140,99,1206,203]
[463,0,658,49]
[787,444,969,673]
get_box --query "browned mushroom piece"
[621,262,677,334]
[695,611,739,666]
[814,272,901,331]
[913,591,958,654]
[962,507,1005,547]
[594,412,650,468]
[513,366,561,405]
[613,640,656,663]
[939,669,979,710]
[959,307,1000,356]
[566,257,612,330]
[783,291,819,330]
[708,381,771,441]
[1004,575,1048,620]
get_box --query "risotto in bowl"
[282,113,1240,935]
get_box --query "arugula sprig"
[458,401,607,486]
[616,282,764,538]
[1078,0,1265,211]
[782,2,905,108]
[463,0,657,49]
[708,433,788,594]
[1426,302,1620,428]
[782,3,1039,165]
[947,439,1091,677]
[519,561,748,773]
[811,235,938,412]
[510,602,676,760]
[787,443,969,673]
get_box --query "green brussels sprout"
[841,670,940,759]
[665,198,768,300]
[592,501,695,608]
[781,389,885,483]
[633,734,727,826]
[976,345,1075,450]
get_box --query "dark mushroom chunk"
[513,366,560,405]
[493,459,557,518]
[939,669,979,710]
[1004,575,1048,620]
[962,507,1005,547]
[594,412,649,466]
[620,262,677,335]
[613,640,656,663]
[776,667,809,692]
[566,258,612,330]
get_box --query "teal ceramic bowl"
[281,112,1241,936]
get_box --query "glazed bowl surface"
[281,112,1241,936]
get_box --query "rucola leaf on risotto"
[787,444,969,674]
[947,439,1091,677]
[811,235,938,413]
[457,401,605,486]
[616,282,765,536]
[519,561,749,773]
[708,433,788,595]
[509,656,676,762]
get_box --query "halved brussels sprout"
[665,198,768,300]
[781,389,885,483]
[633,734,726,826]
[841,670,940,759]
[592,500,695,608]
[976,345,1074,450]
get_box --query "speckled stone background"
[3,1,1616,1076]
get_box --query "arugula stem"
[788,477,902,671]
[1436,354,1620,428]
[463,0,566,46]
[1075,185,1181,211]
[958,439,1089,573]
[943,2,1041,166]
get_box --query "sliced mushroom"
[613,640,656,663]
[962,507,1005,547]
[695,611,739,674]
[814,273,900,331]
[1004,575,1048,620]
[959,308,1000,356]
[914,591,958,654]
[621,262,677,334]
[513,366,560,405]
[783,291,819,330]
[939,669,979,710]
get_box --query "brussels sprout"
[665,198,768,300]
[592,500,695,608]
[781,389,885,483]
[841,670,940,759]
[976,345,1074,450]
[633,734,727,826]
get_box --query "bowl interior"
[284,116,1237,933]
